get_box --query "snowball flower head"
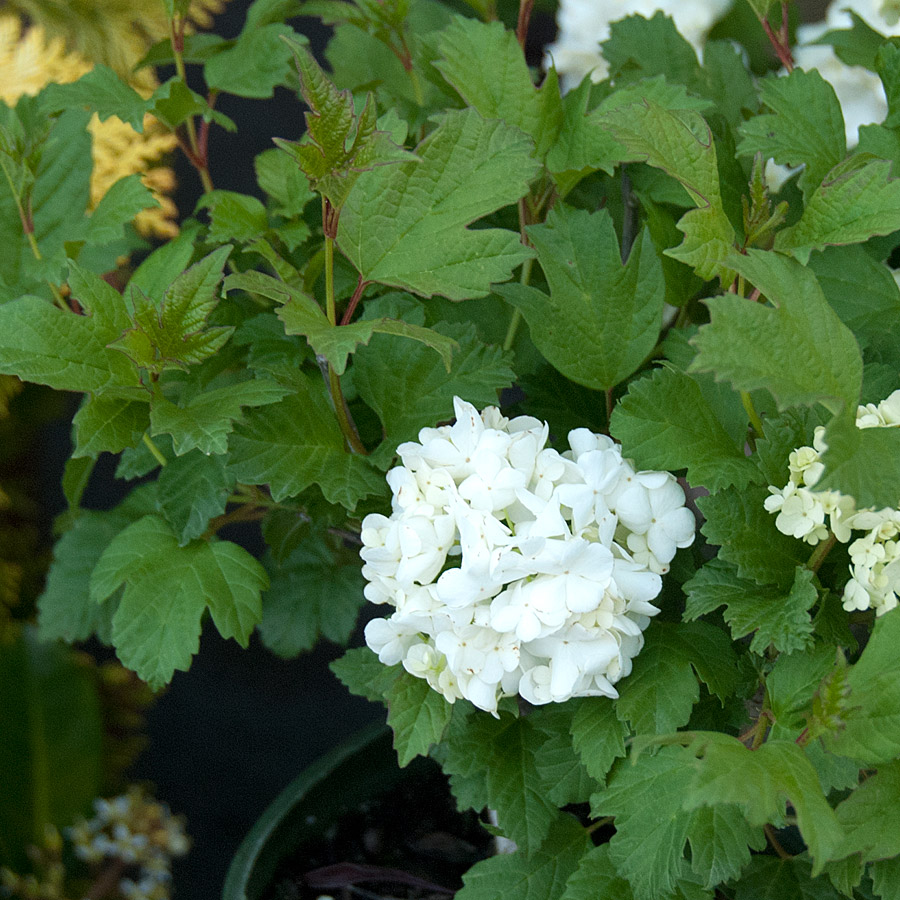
[546,0,733,90]
[765,390,900,616]
[361,398,695,714]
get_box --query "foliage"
[3,0,900,897]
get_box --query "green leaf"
[150,378,289,456]
[807,245,900,359]
[812,11,885,68]
[0,107,92,296]
[112,246,235,375]
[0,296,140,393]
[276,36,414,209]
[89,515,267,688]
[737,68,846,199]
[72,395,150,459]
[228,376,385,507]
[127,220,201,299]
[593,746,762,899]
[684,559,818,655]
[41,65,149,131]
[61,456,94,511]
[775,156,900,263]
[878,41,900,127]
[330,646,401,703]
[599,100,736,282]
[135,33,228,70]
[602,12,703,90]
[698,485,807,588]
[832,763,900,862]
[686,737,843,869]
[456,814,590,900]
[816,410,900,510]
[440,713,559,853]
[614,622,738,736]
[435,18,563,159]
[156,450,235,544]
[204,23,298,98]
[544,77,625,195]
[496,205,664,391]
[339,108,539,299]
[871,857,900,900]
[37,510,135,644]
[661,328,750,447]
[258,534,365,655]
[0,628,102,871]
[734,856,843,900]
[254,147,314,217]
[610,366,756,491]
[767,644,838,731]
[147,78,237,133]
[690,250,863,417]
[560,845,633,900]
[570,697,628,783]
[825,611,900,765]
[702,41,759,128]
[197,191,269,243]
[352,321,514,467]
[386,673,453,767]
[86,175,158,245]
[225,271,456,375]
[529,706,596,807]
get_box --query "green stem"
[170,16,214,194]
[502,255,532,352]
[323,234,367,455]
[0,156,67,308]
[807,531,837,574]
[764,823,793,859]
[741,390,765,438]
[142,433,168,467]
[324,235,336,326]
[503,197,535,352]
[586,816,613,834]
[408,66,425,107]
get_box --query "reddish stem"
[340,276,370,326]
[322,198,340,240]
[516,0,534,49]
[762,16,794,72]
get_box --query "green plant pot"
[222,722,402,900]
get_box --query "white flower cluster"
[765,390,900,616]
[546,0,733,90]
[67,788,188,900]
[361,398,695,714]
[793,0,900,146]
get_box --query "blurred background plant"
[0,2,234,895]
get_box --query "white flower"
[362,398,694,712]
[774,486,828,543]
[766,389,900,615]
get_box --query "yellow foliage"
[4,0,229,74]
[0,14,182,238]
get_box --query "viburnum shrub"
[3,0,900,897]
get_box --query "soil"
[263,756,494,900]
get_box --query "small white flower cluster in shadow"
[765,389,900,616]
[361,398,695,714]
[66,788,188,900]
